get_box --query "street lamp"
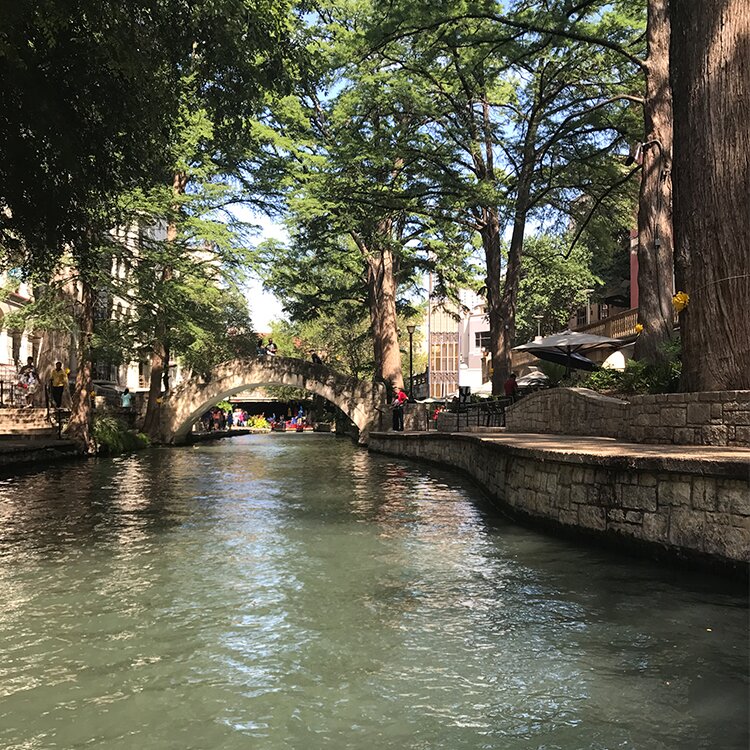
[533,314,544,338]
[406,324,416,399]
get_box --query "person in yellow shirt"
[50,361,68,409]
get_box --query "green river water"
[0,433,747,749]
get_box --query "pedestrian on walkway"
[120,387,133,410]
[18,357,39,407]
[50,361,68,409]
[391,387,408,431]
[310,350,323,364]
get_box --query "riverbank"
[369,430,750,576]
[0,438,79,470]
[187,428,269,443]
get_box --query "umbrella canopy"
[513,329,620,354]
[513,329,620,373]
[530,349,599,372]
[516,369,549,387]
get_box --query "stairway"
[0,408,62,440]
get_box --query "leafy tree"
[366,0,641,391]
[0,0,301,449]
[248,2,475,389]
[515,235,600,344]
[371,0,675,368]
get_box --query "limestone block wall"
[504,388,627,437]
[628,391,750,447]
[498,387,750,448]
[369,432,750,570]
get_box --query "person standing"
[121,387,133,409]
[18,356,39,407]
[50,361,68,409]
[310,350,323,364]
[391,387,408,431]
[504,372,519,399]
[266,338,278,356]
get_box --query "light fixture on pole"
[406,324,416,400]
[533,314,544,338]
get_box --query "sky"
[239,211,287,333]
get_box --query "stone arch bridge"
[159,356,388,444]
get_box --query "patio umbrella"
[513,329,621,373]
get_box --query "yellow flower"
[672,291,690,313]
[634,323,643,334]
[156,397,163,404]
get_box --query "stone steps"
[0,408,55,431]
[0,427,60,440]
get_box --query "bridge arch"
[160,356,388,444]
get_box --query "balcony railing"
[571,307,640,339]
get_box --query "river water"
[0,434,747,749]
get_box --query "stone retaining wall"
[628,391,750,447]
[369,432,750,572]
[504,388,626,437]
[500,388,750,448]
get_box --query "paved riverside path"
[455,430,750,461]
[394,429,750,476]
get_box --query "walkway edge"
[369,431,750,577]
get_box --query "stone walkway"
[395,429,750,480]
[457,430,750,463]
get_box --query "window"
[474,331,491,350]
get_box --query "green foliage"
[0,0,301,270]
[92,415,150,456]
[516,235,601,344]
[269,309,374,379]
[583,338,682,395]
[245,414,271,430]
[215,400,232,412]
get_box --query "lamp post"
[406,324,416,400]
[533,314,544,338]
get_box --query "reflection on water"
[0,434,747,749]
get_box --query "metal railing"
[448,397,514,432]
[0,379,29,407]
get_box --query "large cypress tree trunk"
[671,0,750,390]
[634,0,675,364]
[366,246,404,390]
[66,276,95,452]
[482,210,505,395]
[142,171,185,439]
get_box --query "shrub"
[582,336,682,395]
[93,415,150,455]
[246,414,271,430]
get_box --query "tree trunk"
[482,210,505,395]
[671,0,750,390]
[142,170,185,439]
[66,277,95,452]
[366,246,404,390]
[634,0,675,364]
[141,266,172,439]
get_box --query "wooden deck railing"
[509,308,640,371]
[571,308,639,339]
